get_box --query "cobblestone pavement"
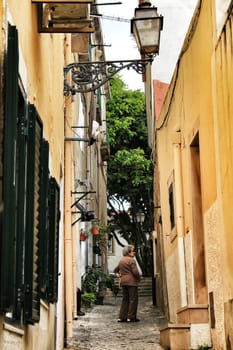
[66,296,166,350]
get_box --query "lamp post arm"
[64,59,152,95]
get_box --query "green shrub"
[81,265,120,297]
[81,292,96,304]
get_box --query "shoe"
[127,318,140,322]
[77,311,85,316]
[117,318,127,322]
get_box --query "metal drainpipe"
[151,230,157,274]
[64,123,73,339]
[72,225,77,318]
[64,35,74,340]
[173,138,187,307]
[151,230,157,305]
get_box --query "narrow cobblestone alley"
[66,296,166,350]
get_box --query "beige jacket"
[113,256,140,287]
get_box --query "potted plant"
[91,225,99,236]
[105,274,120,302]
[81,265,105,304]
[80,229,88,241]
[81,265,119,305]
[81,292,96,308]
[94,224,108,249]
[92,224,109,258]
[81,266,101,294]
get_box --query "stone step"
[138,277,153,297]
[176,304,209,324]
[160,323,190,350]
[160,305,211,350]
[114,277,153,297]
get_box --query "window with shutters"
[39,139,50,300]
[14,90,28,321]
[47,177,60,303]
[0,24,61,326]
[0,24,20,316]
[24,104,43,324]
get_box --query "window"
[0,24,60,325]
[168,182,175,230]
[0,24,19,313]
[24,104,43,324]
[47,177,60,303]
[108,233,114,255]
[167,170,176,241]
[39,139,50,299]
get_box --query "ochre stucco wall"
[212,9,233,348]
[156,1,231,348]
[3,1,66,349]
[214,14,233,297]
[8,0,65,182]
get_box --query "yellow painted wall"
[156,0,233,347]
[156,0,216,324]
[157,0,216,255]
[4,1,66,349]
[212,9,233,347]
[8,0,65,182]
[214,13,233,297]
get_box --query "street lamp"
[131,1,163,57]
[64,1,163,95]
[136,209,145,226]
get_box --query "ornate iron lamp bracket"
[64,59,152,95]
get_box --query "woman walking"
[113,245,141,322]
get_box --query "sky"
[96,0,197,90]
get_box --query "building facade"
[155,0,233,349]
[0,1,108,349]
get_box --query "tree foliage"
[106,76,154,276]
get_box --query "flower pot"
[80,234,87,241]
[91,226,99,235]
[94,295,104,305]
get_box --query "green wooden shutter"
[24,104,43,324]
[0,24,19,310]
[39,139,49,299]
[48,177,60,303]
[14,92,28,320]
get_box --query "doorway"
[190,133,208,304]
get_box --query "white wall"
[108,235,142,275]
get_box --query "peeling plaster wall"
[184,231,194,304]
[156,0,232,348]
[2,328,23,349]
[205,201,225,349]
[166,248,181,321]
[190,324,212,349]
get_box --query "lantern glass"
[131,6,163,56]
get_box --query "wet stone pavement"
[66,296,166,350]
